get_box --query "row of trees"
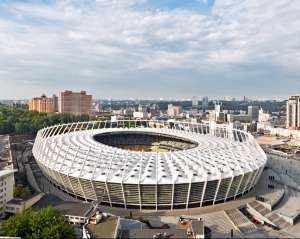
[0,207,75,239]
[0,104,96,135]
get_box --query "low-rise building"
[227,114,251,123]
[5,193,44,215]
[133,111,148,119]
[167,104,182,117]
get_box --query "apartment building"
[0,169,15,218]
[58,90,92,115]
[287,95,300,129]
[29,94,58,113]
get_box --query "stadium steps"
[248,201,271,215]
[225,209,258,234]
[202,211,241,235]
[249,200,291,229]
[265,212,290,229]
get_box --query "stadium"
[32,120,267,210]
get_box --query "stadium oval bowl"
[33,120,267,210]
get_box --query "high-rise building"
[213,103,226,123]
[258,108,270,123]
[192,96,198,107]
[215,103,221,113]
[52,94,59,112]
[286,95,300,129]
[248,106,259,122]
[29,94,58,113]
[202,96,209,109]
[58,90,93,115]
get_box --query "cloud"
[0,0,299,99]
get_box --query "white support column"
[156,183,158,211]
[186,181,192,210]
[63,123,72,134]
[105,181,112,207]
[91,121,96,130]
[213,179,222,204]
[41,127,49,138]
[43,142,59,186]
[66,146,79,197]
[57,124,66,135]
[234,174,244,199]
[40,128,46,138]
[45,126,56,138]
[138,152,143,211]
[80,122,85,131]
[73,122,80,133]
[200,180,207,207]
[51,125,60,137]
[225,176,234,201]
[249,169,259,190]
[242,173,253,195]
[171,182,175,211]
[155,153,158,211]
[78,177,88,202]
[121,182,127,209]
[138,183,142,211]
[84,122,90,131]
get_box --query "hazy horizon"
[0,0,299,99]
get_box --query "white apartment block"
[0,169,15,218]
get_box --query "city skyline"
[0,0,300,99]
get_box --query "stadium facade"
[33,120,267,210]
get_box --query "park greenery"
[0,206,75,239]
[0,104,95,135]
[14,185,34,200]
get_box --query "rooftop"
[34,194,93,217]
[87,217,119,239]
[34,121,267,184]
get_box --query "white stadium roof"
[36,125,266,185]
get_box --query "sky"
[0,0,300,99]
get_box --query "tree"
[0,104,96,135]
[1,207,75,239]
[14,185,32,200]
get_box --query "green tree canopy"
[14,185,33,200]
[1,206,75,239]
[0,104,96,135]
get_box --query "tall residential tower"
[58,90,93,115]
[286,95,300,129]
[29,94,58,113]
